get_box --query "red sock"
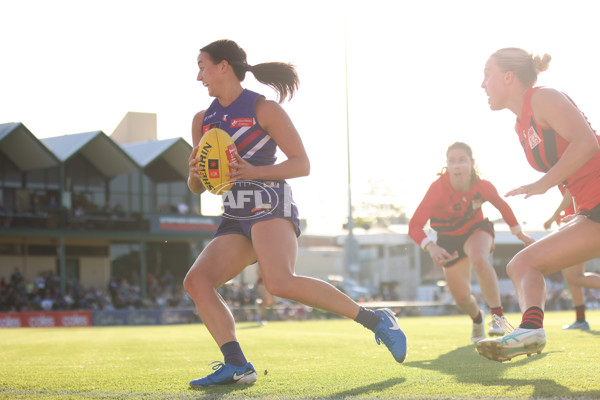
[490,306,504,317]
[472,310,482,324]
[519,307,544,329]
[575,305,586,322]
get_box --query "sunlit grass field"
[0,310,598,399]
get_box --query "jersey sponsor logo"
[204,111,217,121]
[526,127,542,149]
[222,114,228,122]
[230,118,255,128]
[225,143,237,164]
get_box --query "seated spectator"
[30,195,44,215]
[112,201,125,218]
[178,199,190,215]
[73,205,85,228]
[47,195,58,212]
[40,289,55,311]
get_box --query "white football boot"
[476,328,546,362]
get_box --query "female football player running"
[184,39,407,387]
[409,142,534,343]
[477,47,600,362]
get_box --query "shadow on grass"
[328,377,406,398]
[236,324,265,331]
[188,377,406,399]
[404,345,600,398]
[583,329,600,337]
[188,383,257,398]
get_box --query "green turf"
[0,310,598,399]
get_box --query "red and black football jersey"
[515,87,600,212]
[409,173,520,247]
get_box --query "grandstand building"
[0,114,217,298]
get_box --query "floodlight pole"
[343,17,359,280]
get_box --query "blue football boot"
[373,308,407,363]
[190,361,257,387]
[562,320,590,330]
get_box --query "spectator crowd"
[0,268,192,313]
[1,268,599,322]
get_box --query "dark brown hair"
[438,142,480,181]
[201,39,299,103]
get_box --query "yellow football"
[196,128,238,195]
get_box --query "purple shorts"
[213,180,301,240]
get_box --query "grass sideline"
[0,310,598,399]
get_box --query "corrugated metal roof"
[41,131,99,161]
[121,138,192,181]
[43,131,139,178]
[121,138,181,166]
[0,122,59,171]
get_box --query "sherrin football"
[196,128,238,195]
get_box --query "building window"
[66,154,106,212]
[0,152,22,190]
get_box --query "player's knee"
[470,256,492,273]
[183,270,208,298]
[182,272,195,296]
[263,281,284,298]
[263,276,293,298]
[506,253,528,280]
[453,294,472,307]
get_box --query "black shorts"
[580,201,600,223]
[436,219,495,267]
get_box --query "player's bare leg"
[252,218,407,362]
[443,257,485,342]
[464,230,504,336]
[561,262,600,330]
[477,216,600,361]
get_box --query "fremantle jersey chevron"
[201,89,277,167]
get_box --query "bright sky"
[2,0,600,234]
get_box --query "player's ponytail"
[532,53,551,75]
[491,47,552,87]
[247,62,299,104]
[200,39,298,103]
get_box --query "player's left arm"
[228,98,310,181]
[506,88,599,198]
